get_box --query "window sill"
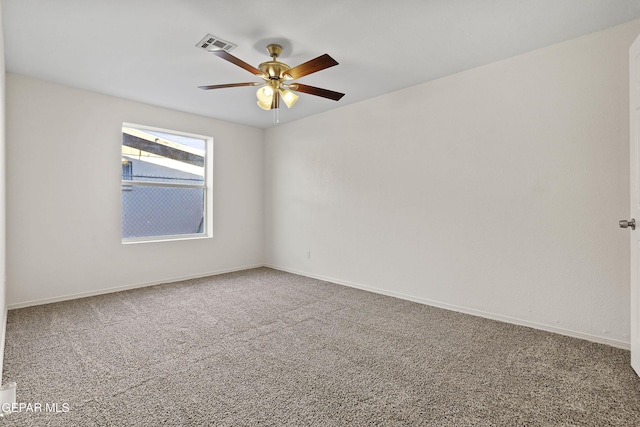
[122,233,212,245]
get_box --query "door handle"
[620,219,636,230]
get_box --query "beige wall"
[6,74,264,306]
[264,19,640,348]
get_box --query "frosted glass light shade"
[280,89,299,108]
[256,85,275,110]
[257,99,272,110]
[256,86,273,103]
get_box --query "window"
[121,123,212,242]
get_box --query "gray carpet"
[2,267,640,426]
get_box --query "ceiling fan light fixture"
[257,99,272,110]
[200,42,345,115]
[256,85,274,104]
[280,89,299,108]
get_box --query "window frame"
[121,122,214,244]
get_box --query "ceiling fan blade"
[285,54,338,80]
[212,50,265,76]
[290,83,345,101]
[198,82,261,90]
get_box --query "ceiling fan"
[198,43,345,110]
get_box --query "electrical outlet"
[306,250,311,259]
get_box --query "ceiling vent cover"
[195,34,237,52]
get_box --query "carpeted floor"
[2,267,640,426]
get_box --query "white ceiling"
[3,0,640,129]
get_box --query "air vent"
[195,34,237,52]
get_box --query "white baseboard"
[7,264,264,310]
[265,264,631,351]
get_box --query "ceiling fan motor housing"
[259,60,291,80]
[259,44,291,80]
